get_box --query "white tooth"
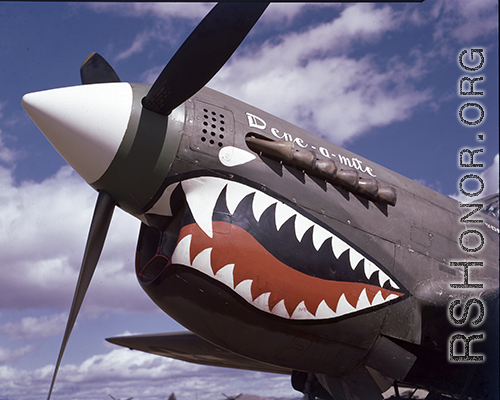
[147,182,179,217]
[385,293,400,301]
[182,177,227,238]
[148,182,179,217]
[225,181,255,215]
[294,214,315,242]
[349,249,364,271]
[171,234,192,266]
[275,202,296,231]
[191,247,214,277]
[331,235,350,259]
[312,225,332,251]
[356,288,371,311]
[378,270,390,288]
[371,290,385,306]
[252,190,277,222]
[335,293,356,316]
[389,279,400,290]
[363,260,379,281]
[291,301,316,320]
[235,279,253,303]
[271,299,290,319]
[215,264,235,289]
[252,292,271,313]
[315,300,336,319]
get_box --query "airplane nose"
[22,82,133,184]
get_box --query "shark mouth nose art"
[148,176,406,321]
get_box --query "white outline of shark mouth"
[148,175,406,321]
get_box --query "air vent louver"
[191,101,234,157]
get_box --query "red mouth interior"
[177,221,403,318]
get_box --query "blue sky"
[0,1,498,400]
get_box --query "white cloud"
[431,0,498,42]
[140,65,165,85]
[0,104,18,165]
[262,3,314,25]
[0,165,153,315]
[79,3,436,146]
[82,3,216,66]
[210,4,431,145]
[0,129,17,164]
[85,2,214,21]
[482,153,500,195]
[1,313,66,341]
[115,29,157,62]
[108,3,314,71]
[0,345,34,364]
[0,348,298,400]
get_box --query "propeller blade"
[142,2,268,116]
[80,52,121,85]
[47,191,115,400]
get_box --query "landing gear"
[304,373,317,400]
[292,371,333,400]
